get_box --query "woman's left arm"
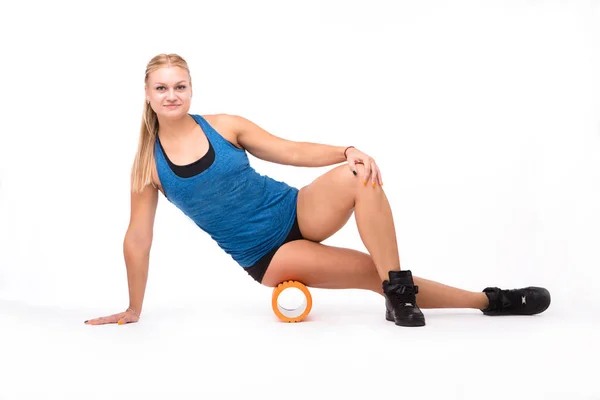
[231,114,382,185]
[231,114,345,166]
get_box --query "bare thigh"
[260,239,382,294]
[296,164,364,242]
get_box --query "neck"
[157,113,195,140]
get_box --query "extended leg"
[261,241,489,310]
[288,164,550,326]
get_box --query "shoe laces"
[387,283,419,305]
[489,289,519,311]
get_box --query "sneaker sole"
[386,310,426,327]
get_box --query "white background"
[1,0,598,399]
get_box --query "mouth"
[165,104,180,108]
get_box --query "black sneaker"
[481,286,551,316]
[382,270,426,327]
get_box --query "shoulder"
[201,113,246,133]
[199,113,245,148]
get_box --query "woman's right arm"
[85,183,158,325]
[123,182,159,318]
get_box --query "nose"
[166,88,179,100]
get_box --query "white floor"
[1,289,597,400]
[1,0,598,398]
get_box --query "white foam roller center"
[277,287,307,318]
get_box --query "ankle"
[475,292,489,310]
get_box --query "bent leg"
[261,240,489,310]
[296,164,402,281]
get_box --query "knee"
[334,163,364,189]
[352,163,385,191]
[349,163,379,191]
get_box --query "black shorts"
[244,214,305,284]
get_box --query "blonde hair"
[130,53,192,193]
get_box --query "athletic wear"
[244,213,305,283]
[480,286,551,315]
[382,269,426,327]
[154,113,300,268]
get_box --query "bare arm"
[123,181,159,316]
[85,181,158,326]
[231,114,348,167]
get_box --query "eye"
[156,85,186,90]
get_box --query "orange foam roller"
[271,280,312,323]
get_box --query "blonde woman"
[85,54,551,327]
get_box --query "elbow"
[124,232,153,252]
[288,143,303,166]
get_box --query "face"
[145,66,192,119]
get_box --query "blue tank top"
[154,113,299,267]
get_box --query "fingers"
[363,160,381,187]
[348,152,383,187]
[368,161,377,187]
[368,161,383,187]
[375,164,383,186]
[85,312,128,326]
[85,316,114,325]
[356,160,382,187]
[362,159,372,186]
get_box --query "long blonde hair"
[131,53,192,193]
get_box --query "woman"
[85,53,550,327]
